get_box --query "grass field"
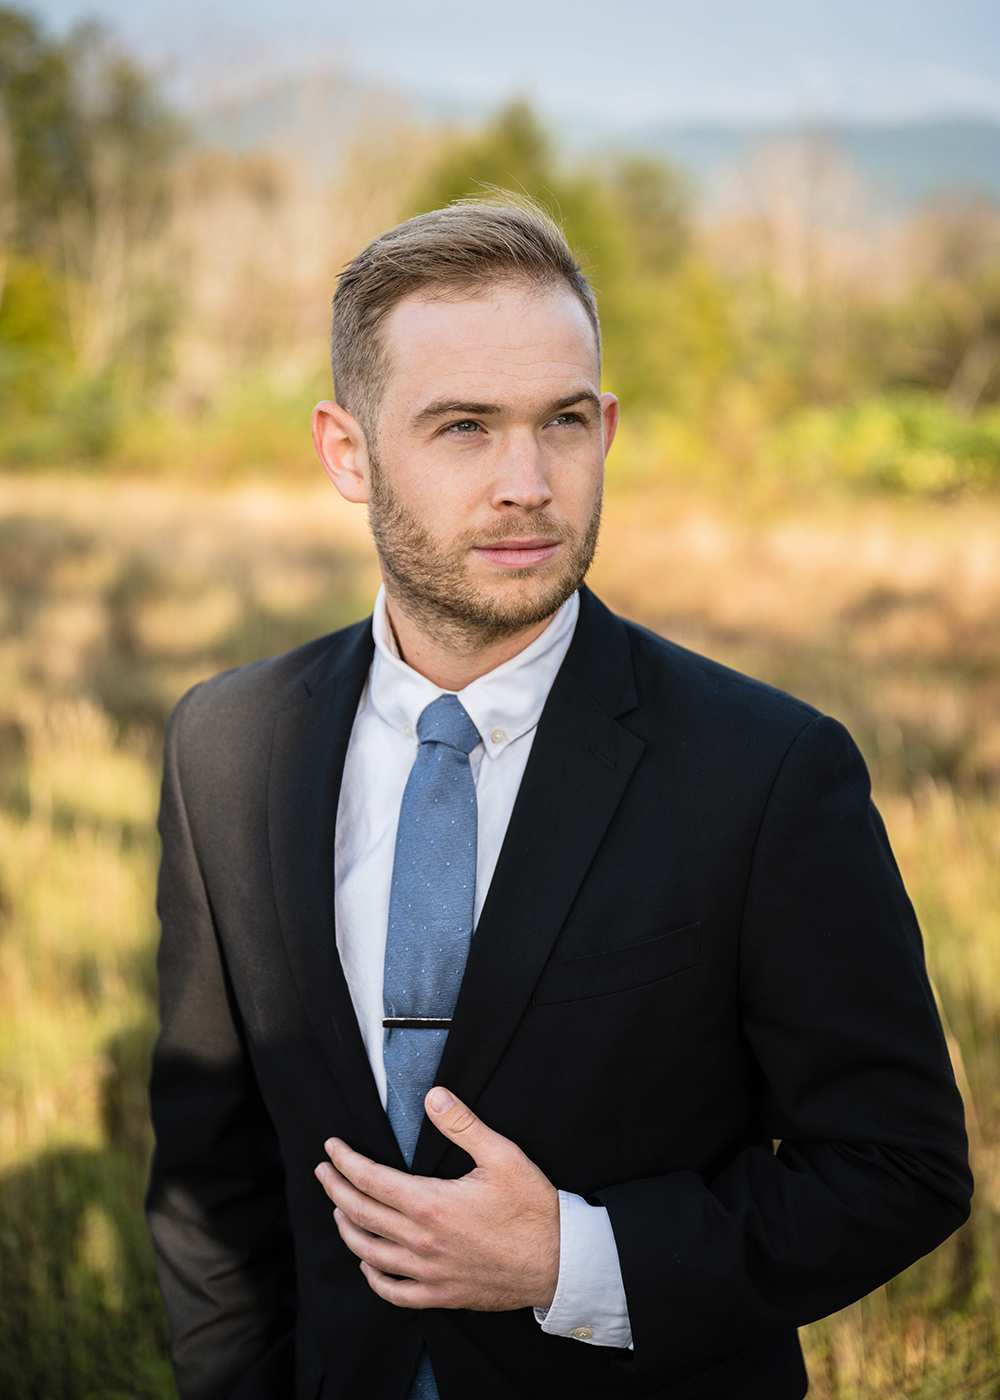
[0,462,997,1397]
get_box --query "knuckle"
[409,1195,438,1228]
[411,1226,438,1256]
[351,1230,374,1260]
[355,1164,378,1195]
[371,1244,395,1273]
[355,1204,380,1234]
[420,1255,447,1284]
[451,1107,477,1134]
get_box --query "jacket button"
[571,1326,594,1341]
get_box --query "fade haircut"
[330,194,601,440]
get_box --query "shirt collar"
[369,586,579,758]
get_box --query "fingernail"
[428,1086,454,1114]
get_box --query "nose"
[490,434,553,511]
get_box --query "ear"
[312,400,370,503]
[600,392,620,457]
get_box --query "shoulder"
[630,616,818,725]
[575,591,875,842]
[576,588,822,747]
[569,589,870,804]
[165,615,374,758]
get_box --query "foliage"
[3,30,1000,489]
[0,7,180,257]
[894,197,1000,409]
[0,5,83,235]
[768,395,1000,493]
[412,99,732,413]
[0,6,182,461]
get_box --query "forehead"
[379,281,600,415]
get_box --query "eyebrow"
[411,390,601,428]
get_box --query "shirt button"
[490,728,505,744]
[571,1326,594,1341]
[404,724,414,739]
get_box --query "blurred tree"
[606,154,689,277]
[417,98,555,212]
[412,99,732,413]
[0,6,182,460]
[0,91,15,304]
[894,196,1000,414]
[57,21,182,378]
[0,6,83,240]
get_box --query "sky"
[28,0,1000,127]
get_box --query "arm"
[596,714,972,1372]
[146,692,295,1400]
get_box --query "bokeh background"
[1,2,999,1395]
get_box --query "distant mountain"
[193,73,1000,211]
[620,119,1000,210]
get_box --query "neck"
[384,595,558,690]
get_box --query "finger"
[424,1087,514,1168]
[335,1209,449,1291]
[314,1161,412,1244]
[334,1209,426,1279]
[324,1138,416,1211]
[359,1260,447,1311]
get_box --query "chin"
[452,570,583,637]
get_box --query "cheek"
[555,458,604,511]
[380,456,464,518]
[421,480,481,528]
[407,459,488,518]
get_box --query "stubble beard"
[366,450,602,651]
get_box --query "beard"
[366,451,602,651]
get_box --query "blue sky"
[30,0,1000,125]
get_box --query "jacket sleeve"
[146,689,296,1400]
[596,714,972,1377]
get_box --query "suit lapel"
[413,591,646,1176]
[267,620,405,1167]
[266,594,647,1178]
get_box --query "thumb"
[425,1086,502,1165]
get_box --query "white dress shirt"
[333,586,632,1350]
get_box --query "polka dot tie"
[383,696,479,1400]
[383,694,480,1168]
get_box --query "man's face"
[363,280,618,648]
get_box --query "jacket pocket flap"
[531,922,700,1005]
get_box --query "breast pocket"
[531,921,700,1005]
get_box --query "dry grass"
[0,466,997,1396]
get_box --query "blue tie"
[383,694,480,1165]
[383,695,480,1400]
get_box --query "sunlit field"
[0,458,998,1398]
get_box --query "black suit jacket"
[147,587,971,1400]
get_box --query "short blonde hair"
[330,195,600,437]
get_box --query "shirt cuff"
[533,1190,633,1350]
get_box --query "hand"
[314,1086,560,1312]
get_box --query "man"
[146,198,971,1400]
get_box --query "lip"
[472,538,561,568]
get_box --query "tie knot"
[417,694,481,755]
